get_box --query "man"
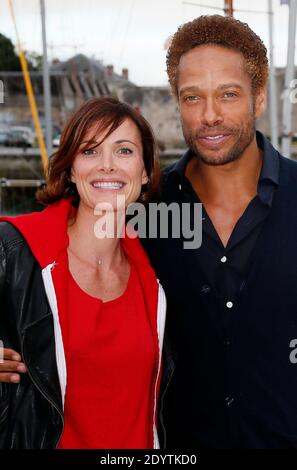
[142,15,297,448]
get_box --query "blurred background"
[0,0,296,213]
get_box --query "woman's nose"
[96,152,115,172]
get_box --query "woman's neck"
[67,203,126,272]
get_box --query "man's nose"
[201,98,223,127]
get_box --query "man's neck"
[185,135,263,206]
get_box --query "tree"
[0,33,21,71]
[0,33,42,71]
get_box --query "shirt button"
[226,301,233,309]
[220,256,227,263]
[223,339,231,348]
[201,284,211,294]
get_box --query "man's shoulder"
[160,157,185,188]
[162,161,178,175]
[159,163,181,203]
[161,161,178,185]
[278,153,297,180]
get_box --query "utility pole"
[224,0,233,16]
[40,0,53,157]
[268,0,279,150]
[281,0,297,158]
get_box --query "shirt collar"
[256,131,279,186]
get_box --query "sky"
[0,0,295,86]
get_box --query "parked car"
[0,131,11,147]
[10,126,34,147]
[9,130,32,148]
[52,133,61,147]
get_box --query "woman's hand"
[0,348,27,383]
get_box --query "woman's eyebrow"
[115,139,136,145]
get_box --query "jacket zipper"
[21,339,64,448]
[158,364,175,449]
[153,282,167,449]
[42,262,67,409]
[41,261,67,448]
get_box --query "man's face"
[177,45,266,166]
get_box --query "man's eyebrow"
[217,83,244,91]
[179,83,244,94]
[179,86,200,95]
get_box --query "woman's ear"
[142,170,149,185]
[70,169,76,184]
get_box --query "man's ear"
[254,88,267,119]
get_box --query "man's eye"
[118,147,133,155]
[82,148,97,155]
[222,92,237,98]
[184,95,199,102]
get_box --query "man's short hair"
[167,15,268,98]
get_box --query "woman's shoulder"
[0,220,24,239]
[0,221,26,252]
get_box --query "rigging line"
[117,0,136,69]
[106,0,125,60]
[7,0,48,172]
[182,1,270,14]
[232,8,270,14]
[182,1,223,11]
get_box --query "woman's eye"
[118,147,133,155]
[82,148,97,155]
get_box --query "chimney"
[122,68,129,80]
[106,64,114,79]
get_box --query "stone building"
[0,55,296,149]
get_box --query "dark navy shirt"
[142,132,297,449]
[170,131,279,315]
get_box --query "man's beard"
[183,114,256,166]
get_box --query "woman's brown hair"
[37,97,160,206]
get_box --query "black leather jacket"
[0,218,168,449]
[0,222,63,449]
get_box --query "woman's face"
[71,118,148,212]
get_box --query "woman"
[0,97,166,449]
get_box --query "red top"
[58,262,156,449]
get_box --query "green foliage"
[0,33,20,71]
[0,33,43,71]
